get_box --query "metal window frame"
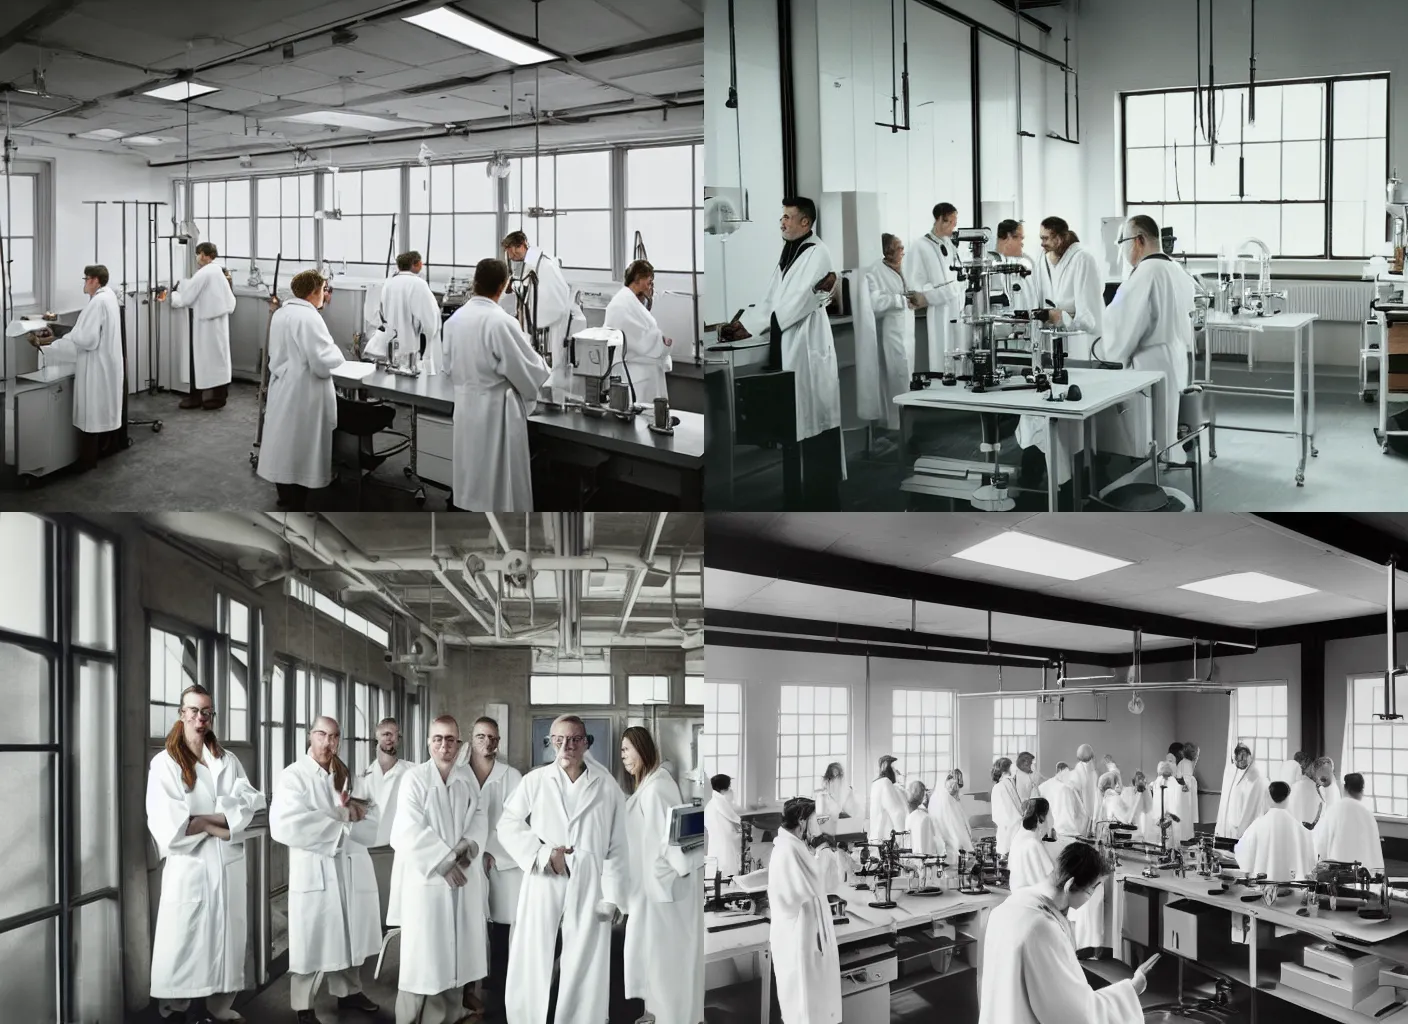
[6,161,51,314]
[1119,73,1390,259]
[775,684,849,802]
[146,612,216,741]
[892,687,958,787]
[701,679,743,788]
[1349,672,1408,819]
[215,592,258,745]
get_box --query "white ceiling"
[705,513,1408,652]
[0,0,703,162]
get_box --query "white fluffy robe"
[146,746,266,998]
[466,758,525,924]
[255,298,345,488]
[1287,777,1320,827]
[853,259,915,429]
[623,769,705,1024]
[1174,759,1200,842]
[378,271,444,373]
[603,285,671,408]
[979,887,1143,1024]
[41,285,124,432]
[1276,760,1304,787]
[391,760,490,995]
[269,754,383,976]
[1007,828,1054,890]
[868,776,909,843]
[906,807,946,857]
[1235,806,1317,880]
[1068,761,1100,832]
[928,790,975,854]
[498,759,630,1024]
[361,757,412,847]
[814,781,863,836]
[992,777,1024,855]
[1040,773,1084,839]
[768,828,842,1024]
[170,260,237,389]
[904,233,966,367]
[1015,769,1046,806]
[442,296,551,512]
[1313,796,1384,872]
[705,791,743,877]
[1216,762,1271,839]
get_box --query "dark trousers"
[275,483,309,510]
[783,426,843,509]
[77,430,103,471]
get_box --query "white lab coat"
[392,759,490,995]
[1143,776,1187,846]
[816,846,856,895]
[868,775,909,843]
[1040,773,1085,841]
[1096,255,1193,461]
[1235,806,1317,880]
[269,754,382,976]
[255,298,345,488]
[624,769,705,1024]
[499,759,630,1024]
[705,790,744,877]
[1007,828,1054,890]
[170,260,236,389]
[1216,760,1271,840]
[467,759,525,924]
[1068,761,1100,833]
[442,296,551,512]
[1173,759,1200,843]
[510,248,580,395]
[604,284,671,408]
[992,776,1024,855]
[378,271,444,374]
[905,233,966,368]
[361,757,411,926]
[146,746,266,999]
[991,253,1041,314]
[1313,795,1384,872]
[738,235,844,445]
[853,259,915,430]
[1014,769,1047,806]
[1288,777,1320,827]
[928,790,975,854]
[768,828,842,1024]
[42,285,123,432]
[1276,760,1303,788]
[979,887,1143,1024]
[814,780,863,836]
[905,807,946,857]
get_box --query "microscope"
[866,831,910,910]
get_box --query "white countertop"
[895,367,1165,420]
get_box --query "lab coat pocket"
[290,856,326,893]
[165,856,207,904]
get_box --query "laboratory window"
[891,688,957,791]
[777,684,848,801]
[992,697,1038,766]
[1233,684,1288,766]
[702,681,741,785]
[529,674,613,705]
[148,623,204,740]
[628,674,672,705]
[1347,674,1408,818]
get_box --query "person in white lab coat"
[1216,743,1271,840]
[1094,215,1194,464]
[269,717,382,1023]
[904,780,946,857]
[1234,781,1317,882]
[905,202,966,372]
[1173,743,1201,843]
[1097,771,1131,826]
[768,796,841,1024]
[991,758,1024,856]
[979,843,1157,1024]
[604,259,673,408]
[502,230,582,397]
[621,727,706,1024]
[1314,772,1384,872]
[1014,751,1046,806]
[718,196,845,508]
[814,762,864,837]
[1311,756,1343,824]
[1277,750,1312,788]
[1143,762,1187,847]
[360,718,411,929]
[255,270,346,511]
[1017,217,1105,485]
[930,769,976,855]
[1039,763,1083,846]
[442,258,551,512]
[377,251,444,374]
[1288,759,1321,827]
[392,715,489,1024]
[1007,798,1055,891]
[868,755,909,844]
[498,714,630,1024]
[161,242,237,409]
[705,774,744,878]
[1068,745,1100,833]
[27,264,123,471]
[146,684,266,1023]
[854,232,916,436]
[991,220,1040,312]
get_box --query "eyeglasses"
[429,735,459,746]
[551,735,587,748]
[181,706,216,720]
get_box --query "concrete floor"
[722,363,1408,512]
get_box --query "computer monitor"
[669,803,706,849]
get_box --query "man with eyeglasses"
[361,717,411,930]
[499,714,630,1024]
[391,715,490,1024]
[270,716,383,1024]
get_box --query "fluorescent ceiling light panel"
[144,82,219,101]
[76,128,125,140]
[124,136,179,146]
[952,532,1133,581]
[403,7,556,66]
[1178,571,1318,603]
[274,111,428,132]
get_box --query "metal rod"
[1248,0,1257,123]
[1389,556,1399,720]
[958,682,1232,699]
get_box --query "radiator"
[1207,279,1375,357]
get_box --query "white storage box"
[1281,962,1372,1009]
[1303,943,1384,997]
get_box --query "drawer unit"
[1161,899,1228,962]
[1122,883,1153,947]
[415,412,454,461]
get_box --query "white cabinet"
[14,376,79,479]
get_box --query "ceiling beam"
[705,629,1068,670]
[1251,514,1408,572]
[0,0,80,61]
[704,536,1261,648]
[705,608,1120,666]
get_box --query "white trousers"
[290,966,363,1011]
[396,987,462,1024]
[160,993,238,1018]
[505,873,611,1024]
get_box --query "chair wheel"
[1363,391,1376,403]
[152,421,163,433]
[250,451,258,467]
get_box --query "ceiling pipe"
[705,626,1054,664]
[432,566,496,636]
[958,681,1233,699]
[1384,556,1406,721]
[619,512,667,636]
[485,513,512,554]
[554,512,585,658]
[310,550,648,573]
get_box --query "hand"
[445,864,468,888]
[1132,953,1161,995]
[30,328,54,347]
[548,846,572,876]
[347,799,369,823]
[719,321,750,342]
[268,296,281,312]
[814,272,837,294]
[483,852,496,874]
[459,841,480,866]
[594,900,622,924]
[155,288,168,303]
[1048,308,1065,326]
[663,336,673,347]
[909,292,928,309]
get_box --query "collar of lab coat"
[627,765,675,808]
[363,756,408,779]
[465,755,512,791]
[551,758,611,823]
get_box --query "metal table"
[894,368,1169,512]
[1199,311,1318,486]
[332,365,704,509]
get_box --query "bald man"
[498,714,630,1024]
[270,717,383,1023]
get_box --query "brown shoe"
[179,392,202,409]
[202,385,228,410]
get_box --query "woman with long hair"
[768,796,842,1024]
[620,726,705,1024]
[1007,797,1054,890]
[814,761,863,836]
[991,757,1024,856]
[145,684,266,1023]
